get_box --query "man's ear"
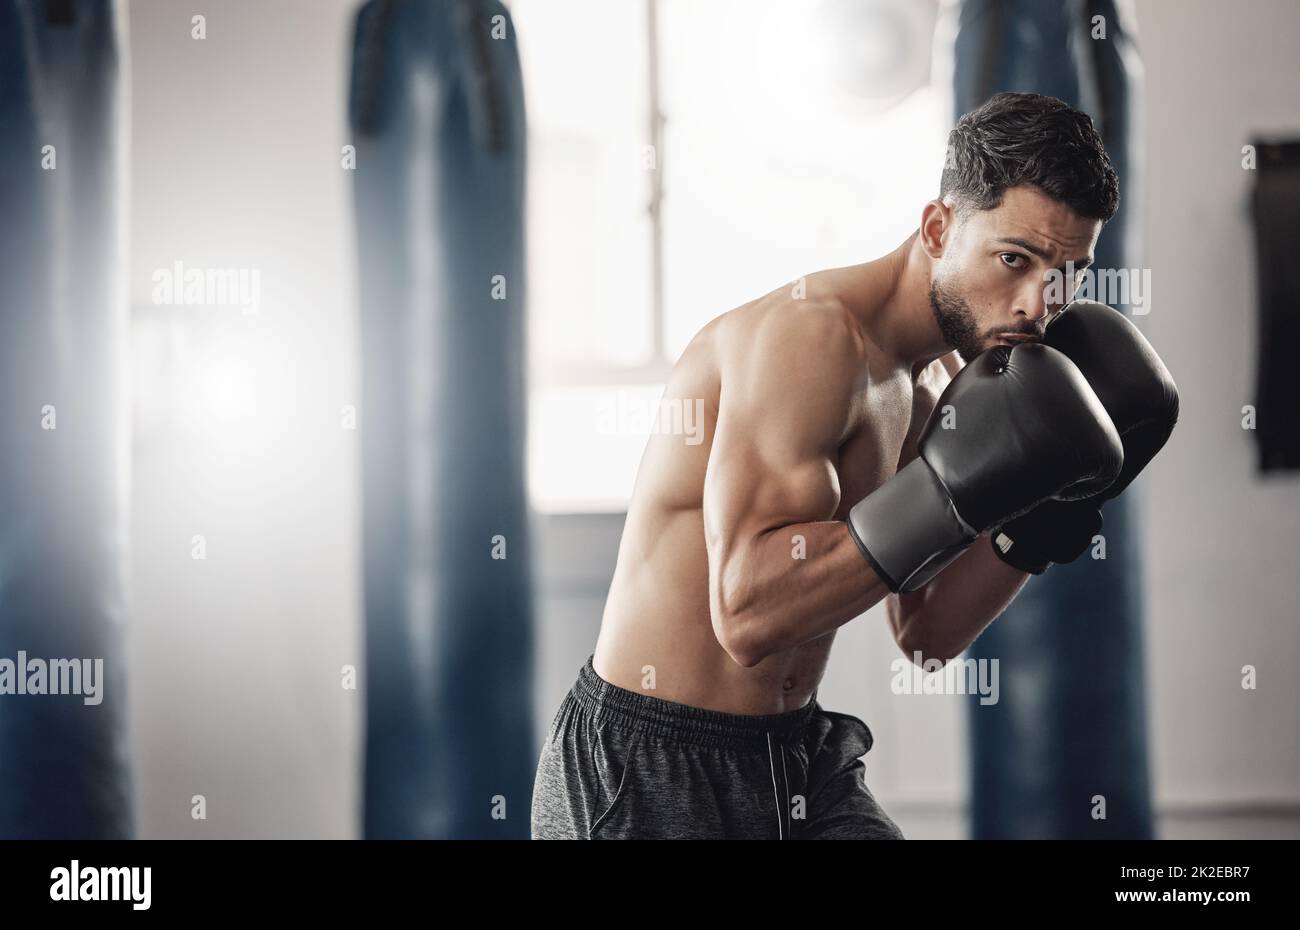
[919,199,954,260]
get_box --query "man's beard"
[929,277,987,362]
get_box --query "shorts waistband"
[573,656,818,750]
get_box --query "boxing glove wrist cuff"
[846,457,977,593]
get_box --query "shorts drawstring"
[780,744,791,837]
[766,732,791,840]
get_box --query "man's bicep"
[704,415,840,547]
[703,388,844,549]
[704,319,858,543]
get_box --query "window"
[516,0,950,512]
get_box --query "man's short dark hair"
[940,92,1119,222]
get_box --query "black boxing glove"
[992,300,1180,574]
[847,343,1123,593]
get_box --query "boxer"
[531,92,1177,840]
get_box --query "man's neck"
[847,232,951,369]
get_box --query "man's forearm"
[714,522,891,665]
[894,538,1030,664]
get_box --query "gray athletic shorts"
[531,657,904,840]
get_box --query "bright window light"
[520,0,950,512]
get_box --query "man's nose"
[1015,281,1051,322]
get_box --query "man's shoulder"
[708,292,866,438]
[737,291,863,364]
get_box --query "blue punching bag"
[955,0,1154,838]
[349,0,534,839]
[0,0,133,839]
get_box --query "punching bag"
[1249,139,1300,472]
[0,0,133,839]
[349,0,534,839]
[955,0,1154,838]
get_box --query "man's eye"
[999,253,1024,268]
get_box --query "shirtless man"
[531,92,1177,839]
